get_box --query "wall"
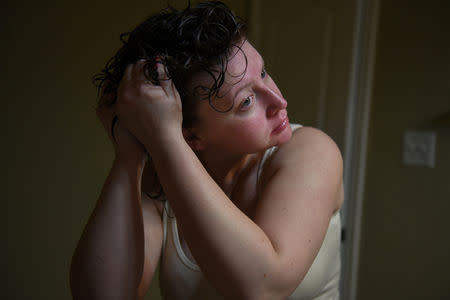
[357,1,450,299]
[7,0,449,299]
[4,1,246,299]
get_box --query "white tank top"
[159,124,341,300]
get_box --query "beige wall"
[5,1,245,299]
[357,1,450,299]
[6,0,450,299]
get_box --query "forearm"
[70,158,145,300]
[147,136,281,299]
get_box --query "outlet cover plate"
[402,130,436,168]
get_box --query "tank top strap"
[256,123,303,195]
[290,123,303,131]
[162,200,173,253]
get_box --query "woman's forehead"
[194,41,262,91]
[227,41,262,81]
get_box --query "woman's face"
[190,41,292,155]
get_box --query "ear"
[182,128,205,151]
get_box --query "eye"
[261,68,267,79]
[240,95,254,110]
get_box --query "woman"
[70,2,344,299]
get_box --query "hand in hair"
[96,84,147,165]
[116,60,183,153]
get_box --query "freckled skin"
[191,41,292,157]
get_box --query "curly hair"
[94,1,247,128]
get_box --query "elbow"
[238,275,297,300]
[244,265,305,300]
[251,283,299,300]
[243,287,289,300]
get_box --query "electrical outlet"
[402,130,437,168]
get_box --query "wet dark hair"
[94,1,247,128]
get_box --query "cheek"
[229,114,267,142]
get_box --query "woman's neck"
[196,150,255,194]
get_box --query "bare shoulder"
[254,127,343,286]
[258,126,343,212]
[271,126,343,171]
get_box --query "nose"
[263,86,287,118]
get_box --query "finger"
[96,103,116,132]
[132,59,148,82]
[111,115,119,143]
[98,90,115,107]
[155,62,174,96]
[117,64,136,102]
[120,63,135,84]
[97,79,115,107]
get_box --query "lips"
[272,110,289,135]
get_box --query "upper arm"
[137,195,164,299]
[254,127,343,294]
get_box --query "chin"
[275,126,293,146]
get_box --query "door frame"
[340,0,380,299]
[247,0,380,298]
